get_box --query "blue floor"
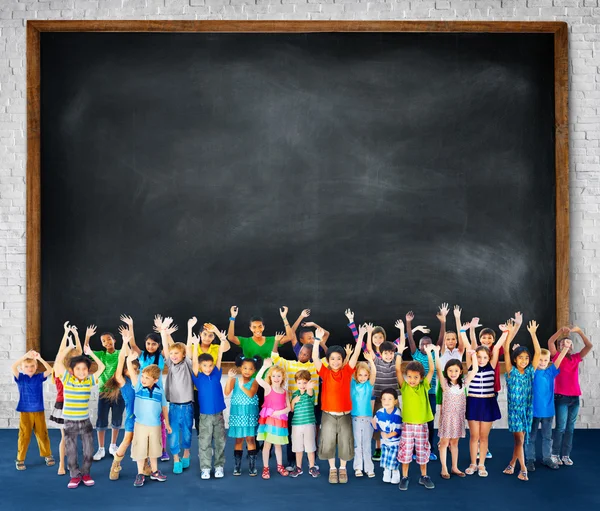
[1,429,598,511]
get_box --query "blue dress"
[506,365,534,434]
[121,377,136,433]
[228,378,259,439]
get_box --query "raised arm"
[191,336,199,376]
[395,341,405,387]
[278,306,293,345]
[571,326,593,358]
[215,332,226,370]
[436,303,449,347]
[11,351,33,379]
[120,314,136,352]
[501,321,514,375]
[345,309,359,342]
[227,306,240,345]
[527,320,542,369]
[53,337,75,379]
[554,339,572,368]
[451,306,463,355]
[434,345,445,384]
[225,368,237,397]
[204,323,231,354]
[312,333,323,372]
[255,358,272,392]
[547,326,569,358]
[186,316,198,359]
[291,308,310,334]
[469,317,482,349]
[405,311,417,354]
[349,324,365,369]
[394,319,406,351]
[85,345,106,381]
[363,350,377,386]
[464,350,479,385]
[424,344,436,384]
[34,352,53,378]
[114,341,128,387]
[84,324,97,349]
[365,321,375,355]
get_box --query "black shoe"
[419,476,435,489]
[398,477,409,491]
[233,450,243,476]
[372,448,381,461]
[248,450,258,477]
[526,460,535,472]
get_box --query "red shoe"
[276,464,289,477]
[68,476,82,489]
[82,474,95,486]
[262,467,270,479]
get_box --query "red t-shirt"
[318,364,354,413]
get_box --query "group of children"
[12,304,592,492]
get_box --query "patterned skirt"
[49,401,64,429]
[256,408,288,445]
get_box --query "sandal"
[451,469,466,477]
[465,464,477,476]
[261,467,270,480]
[338,468,348,484]
[328,468,338,484]
[518,470,529,481]
[15,460,26,471]
[478,465,488,477]
[503,464,515,475]
[276,464,289,477]
[45,456,56,467]
[441,472,450,479]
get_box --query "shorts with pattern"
[398,423,430,465]
[380,443,400,470]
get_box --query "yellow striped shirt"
[62,372,96,421]
[271,353,320,404]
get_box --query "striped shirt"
[374,357,398,398]
[468,363,496,397]
[62,372,96,420]
[291,390,316,425]
[134,380,167,426]
[271,353,319,403]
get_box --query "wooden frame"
[26,21,569,353]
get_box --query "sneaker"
[383,469,392,483]
[201,469,211,480]
[551,455,563,466]
[429,453,438,461]
[398,476,409,491]
[308,466,320,478]
[542,458,559,470]
[561,456,573,466]
[82,474,95,487]
[372,448,381,461]
[285,464,296,472]
[151,470,167,482]
[215,467,224,478]
[160,452,170,462]
[68,476,82,489]
[419,475,435,489]
[109,444,118,456]
[92,448,105,461]
[182,457,190,469]
[391,470,401,484]
[526,460,535,472]
[486,451,492,459]
[133,474,145,487]
[173,461,183,474]
[289,467,303,478]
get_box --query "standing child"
[395,341,436,491]
[53,341,106,489]
[435,307,467,407]
[290,370,318,478]
[255,359,291,479]
[12,349,54,471]
[372,388,402,484]
[191,334,228,479]
[225,355,261,476]
[351,351,377,478]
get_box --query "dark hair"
[380,387,398,400]
[475,345,490,357]
[142,333,162,366]
[443,359,464,388]
[405,361,425,378]
[372,326,387,341]
[235,354,262,371]
[326,345,345,361]
[445,330,457,337]
[479,328,496,341]
[198,353,215,364]
[297,327,313,340]
[299,342,313,352]
[249,316,264,324]
[380,341,396,354]
[511,346,531,366]
[100,332,116,341]
[69,355,92,370]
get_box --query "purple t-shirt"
[15,372,47,412]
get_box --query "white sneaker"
[561,456,573,466]
[391,470,401,484]
[201,469,211,480]
[93,448,105,461]
[383,468,391,483]
[214,466,224,478]
[109,444,118,456]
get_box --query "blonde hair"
[142,364,161,380]
[169,342,186,354]
[266,365,286,387]
[540,348,551,357]
[22,358,37,366]
[353,361,371,382]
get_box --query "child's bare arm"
[163,406,172,434]
[469,317,481,349]
[225,368,236,396]
[425,344,436,384]
[85,345,106,381]
[255,359,272,392]
[554,339,572,368]
[312,334,323,372]
[571,326,593,358]
[127,351,139,386]
[216,332,226,370]
[35,353,53,378]
[364,350,377,385]
[547,327,568,358]
[227,306,240,345]
[11,352,32,379]
[406,311,417,354]
[395,348,405,386]
[436,303,449,347]
[464,350,479,385]
[528,320,542,369]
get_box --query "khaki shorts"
[318,412,354,461]
[292,424,317,453]
[131,423,162,461]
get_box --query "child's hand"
[85,324,97,338]
[163,317,174,328]
[424,344,434,354]
[292,395,301,405]
[307,380,315,390]
[560,326,571,335]
[527,320,538,334]
[506,318,516,332]
[118,325,129,338]
[315,327,325,339]
[120,314,133,327]
[432,344,441,354]
[228,368,237,378]
[66,336,75,350]
[511,343,521,351]
[128,350,139,361]
[275,331,285,342]
[453,305,462,317]
[204,323,218,333]
[470,317,481,329]
[63,321,71,332]
[406,311,414,322]
[32,351,41,360]
[358,324,368,336]
[344,309,354,322]
[279,306,288,319]
[70,324,78,335]
[188,316,198,329]
[437,303,449,321]
[166,424,172,434]
[467,349,476,358]
[165,324,178,336]
[461,322,471,331]
[263,358,273,368]
[83,345,92,356]
[191,334,200,345]
[272,410,282,418]
[414,325,430,334]
[514,311,523,326]
[301,321,316,328]
[218,329,227,340]
[344,344,353,357]
[570,325,582,334]
[154,314,164,330]
[394,319,404,330]
[363,350,373,361]
[230,306,238,319]
[563,339,573,349]
[301,308,311,319]
[365,322,374,334]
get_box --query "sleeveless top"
[468,363,495,398]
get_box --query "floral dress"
[437,377,466,439]
[506,365,535,434]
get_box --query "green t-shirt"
[93,350,121,392]
[238,336,275,361]
[291,390,316,425]
[401,379,434,424]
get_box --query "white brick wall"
[0,0,599,428]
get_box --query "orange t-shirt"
[318,364,354,413]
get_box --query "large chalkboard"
[28,23,569,360]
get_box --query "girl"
[104,337,140,481]
[50,322,83,475]
[351,351,377,478]
[435,346,478,479]
[256,359,290,479]
[225,354,261,477]
[503,320,541,481]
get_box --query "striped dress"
[466,363,501,422]
[257,388,288,445]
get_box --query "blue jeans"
[96,394,125,430]
[552,394,580,457]
[168,403,193,456]
[525,416,553,461]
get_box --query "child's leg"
[307,450,316,468]
[63,421,81,478]
[234,438,244,450]
[96,396,110,450]
[352,417,363,472]
[213,413,226,468]
[552,395,568,457]
[449,438,460,471]
[468,421,480,467]
[274,444,283,466]
[81,419,95,475]
[136,460,146,474]
[59,429,66,474]
[562,396,580,458]
[17,413,34,462]
[415,423,430,474]
[181,403,193,461]
[32,411,52,457]
[514,432,526,471]
[116,431,134,457]
[525,417,540,462]
[168,404,182,462]
[540,417,553,461]
[398,426,415,477]
[478,422,493,468]
[438,437,450,474]
[262,441,272,468]
[337,414,354,470]
[193,389,200,433]
[149,457,158,472]
[110,394,125,447]
[246,435,256,450]
[427,394,437,454]
[198,414,213,470]
[296,451,304,469]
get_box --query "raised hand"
[301,309,311,319]
[563,339,573,349]
[499,323,508,332]
[307,380,315,390]
[560,326,571,335]
[470,317,482,329]
[358,324,368,337]
[424,343,435,354]
[437,303,449,321]
[363,350,373,362]
[344,309,354,322]
[414,325,430,334]
[128,350,139,361]
[230,306,238,319]
[165,324,178,336]
[344,344,353,357]
[120,314,133,327]
[32,351,41,360]
[63,321,71,332]
[275,331,285,342]
[316,327,325,339]
[263,358,273,369]
[154,314,164,330]
[453,305,462,317]
[191,334,200,346]
[365,322,374,334]
[301,321,316,328]
[570,325,582,334]
[118,325,128,337]
[228,368,237,378]
[406,311,415,322]
[466,349,476,358]
[514,311,523,326]
[279,306,288,319]
[395,319,404,330]
[527,320,538,334]
[461,322,471,330]
[432,344,441,354]
[85,325,97,338]
[188,316,198,329]
[218,330,227,340]
[163,317,174,328]
[204,323,218,334]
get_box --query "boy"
[85,327,124,461]
[525,339,572,471]
[127,352,170,487]
[372,388,402,484]
[12,349,54,471]
[191,335,227,479]
[395,341,436,491]
[290,370,318,478]
[53,340,106,489]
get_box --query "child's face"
[145,339,160,354]
[538,354,551,369]
[480,334,494,348]
[446,364,462,383]
[419,338,432,352]
[476,349,490,367]
[445,333,457,350]
[72,362,89,380]
[298,345,312,363]
[372,333,385,347]
[240,361,255,379]
[296,379,308,391]
[356,368,370,383]
[558,338,573,354]
[250,321,265,337]
[270,369,284,387]
[515,352,530,370]
[328,352,343,370]
[200,360,214,375]
[200,329,215,345]
[405,369,422,387]
[141,372,158,388]
[22,360,37,376]
[381,393,397,409]
[101,334,115,351]
[169,348,184,364]
[381,350,395,363]
[300,331,315,344]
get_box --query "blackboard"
[28,23,569,360]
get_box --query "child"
[256,359,291,479]
[103,337,139,480]
[503,319,541,481]
[372,388,402,484]
[525,338,571,471]
[435,347,478,479]
[225,354,261,476]
[395,341,436,491]
[290,370,318,477]
[289,307,329,360]
[313,325,363,484]
[12,349,54,471]
[351,351,376,478]
[435,306,466,406]
[191,334,227,479]
[548,325,593,466]
[126,352,170,487]
[53,341,106,489]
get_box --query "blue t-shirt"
[412,350,436,394]
[192,367,226,415]
[373,407,402,446]
[15,372,47,413]
[533,365,560,418]
[351,379,374,417]
[139,352,165,371]
[133,380,167,427]
[121,377,135,420]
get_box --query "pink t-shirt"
[552,352,582,396]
